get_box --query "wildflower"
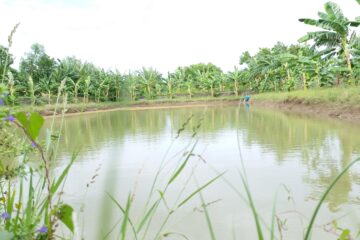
[36,225,48,233]
[0,98,3,106]
[31,141,37,148]
[3,115,15,122]
[1,212,10,220]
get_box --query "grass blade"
[25,171,34,226]
[239,173,264,240]
[50,150,78,194]
[177,172,225,209]
[106,193,137,240]
[168,140,198,185]
[120,194,132,240]
[304,158,360,240]
[198,182,216,240]
[270,188,279,240]
[137,200,159,233]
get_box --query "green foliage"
[56,204,74,233]
[15,112,44,140]
[0,1,360,105]
[19,43,57,85]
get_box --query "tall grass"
[0,25,77,238]
[104,116,225,240]
[1,23,19,84]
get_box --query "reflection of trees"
[46,109,169,156]
[46,106,360,211]
[242,108,360,211]
[304,134,360,211]
[240,109,331,163]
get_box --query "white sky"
[0,0,360,73]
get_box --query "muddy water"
[49,105,360,240]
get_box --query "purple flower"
[3,115,15,122]
[1,212,10,220]
[0,98,4,106]
[36,225,48,233]
[31,141,37,148]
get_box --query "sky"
[0,0,360,73]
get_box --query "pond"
[48,105,360,240]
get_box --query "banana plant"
[37,77,58,104]
[138,67,162,99]
[83,76,91,104]
[164,72,177,99]
[112,70,123,101]
[227,67,242,96]
[197,70,218,97]
[67,77,82,104]
[124,72,139,101]
[298,1,360,85]
[218,73,227,93]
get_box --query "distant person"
[243,95,251,104]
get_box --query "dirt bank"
[253,99,360,123]
[35,97,360,122]
[41,99,242,118]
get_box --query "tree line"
[1,1,360,105]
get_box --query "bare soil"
[253,99,360,123]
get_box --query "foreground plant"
[0,85,75,239]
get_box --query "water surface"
[48,105,360,239]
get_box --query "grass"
[252,87,360,106]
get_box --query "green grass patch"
[252,87,360,106]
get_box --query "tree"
[19,43,57,86]
[137,67,162,99]
[298,1,360,85]
[124,71,139,101]
[164,72,178,99]
[227,67,242,96]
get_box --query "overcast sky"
[0,0,359,73]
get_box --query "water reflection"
[49,106,360,209]
[46,105,360,239]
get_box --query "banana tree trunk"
[168,83,173,99]
[286,64,292,84]
[316,64,320,88]
[302,72,307,90]
[146,85,151,99]
[74,86,78,104]
[116,88,120,101]
[48,90,51,104]
[342,39,353,85]
[234,81,239,96]
[187,85,192,99]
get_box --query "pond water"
[48,105,360,240]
